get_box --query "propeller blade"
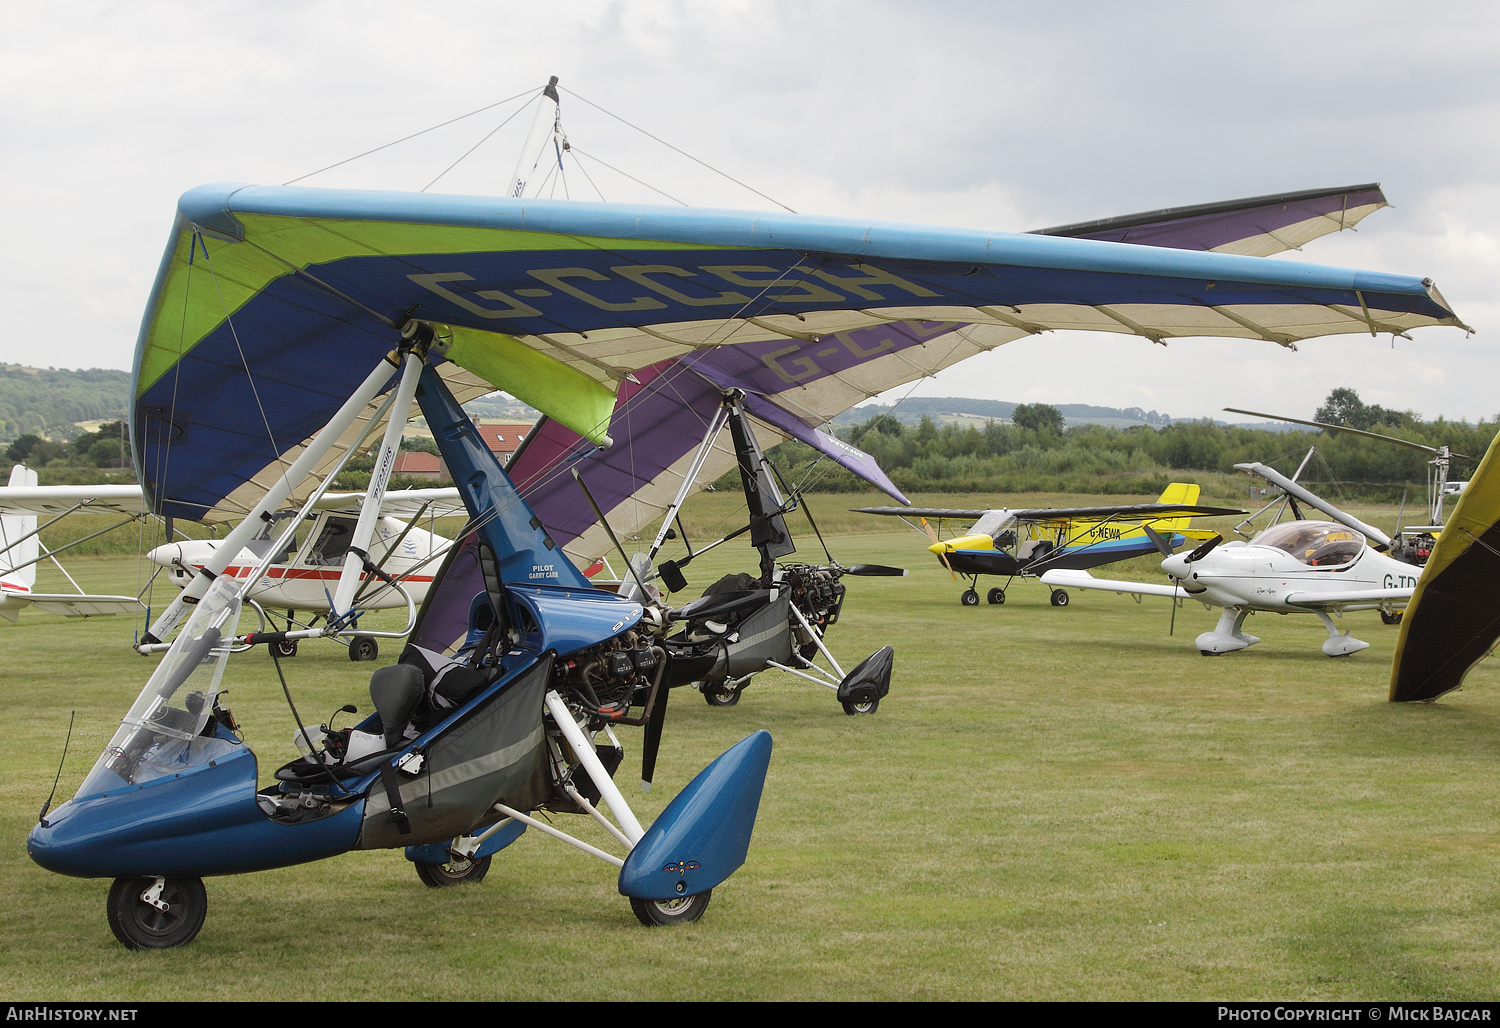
[922,517,957,579]
[845,564,909,577]
[1169,584,1179,637]
[1184,534,1223,563]
[1142,524,1175,558]
[640,677,670,793]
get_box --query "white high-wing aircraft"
[143,487,463,659]
[0,466,461,657]
[1040,462,1423,657]
[0,465,147,621]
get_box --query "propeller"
[845,564,909,577]
[639,675,670,793]
[1142,524,1175,558]
[922,517,957,579]
[1184,534,1223,563]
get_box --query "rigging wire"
[422,96,537,194]
[561,86,797,214]
[283,88,538,186]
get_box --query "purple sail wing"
[1031,184,1388,256]
[508,337,912,564]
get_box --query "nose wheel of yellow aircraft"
[1050,590,1070,607]
[961,588,979,606]
[987,588,1006,605]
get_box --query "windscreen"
[1252,521,1365,567]
[76,576,243,797]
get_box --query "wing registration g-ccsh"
[132,183,1462,528]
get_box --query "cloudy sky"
[5,1,1498,423]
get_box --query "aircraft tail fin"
[1152,482,1203,534]
[0,465,39,590]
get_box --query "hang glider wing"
[133,184,1462,527]
[1032,183,1389,257]
[1039,569,1186,598]
[506,357,907,565]
[1389,430,1500,702]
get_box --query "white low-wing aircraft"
[0,466,461,657]
[1041,461,1422,657]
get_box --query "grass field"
[4,493,1499,1000]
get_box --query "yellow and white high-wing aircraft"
[858,483,1241,607]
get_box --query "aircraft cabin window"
[1252,522,1363,567]
[305,516,359,566]
[246,511,299,564]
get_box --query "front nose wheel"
[630,888,712,926]
[106,876,207,950]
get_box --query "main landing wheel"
[415,853,492,888]
[631,888,712,926]
[348,635,379,662]
[1380,610,1404,626]
[841,697,880,716]
[1050,589,1070,607]
[961,589,979,606]
[703,682,740,706]
[106,876,207,950]
[987,587,1006,605]
[272,639,298,659]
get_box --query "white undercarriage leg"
[1195,608,1261,655]
[1316,611,1369,657]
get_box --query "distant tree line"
[0,365,129,444]
[752,390,1498,502]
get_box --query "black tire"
[348,636,379,662]
[414,853,491,888]
[841,697,880,716]
[272,639,298,658]
[987,587,1006,605]
[1050,589,1070,607]
[630,888,712,926]
[1200,650,1222,657]
[703,682,740,706]
[961,589,979,606]
[1381,610,1404,626]
[106,877,207,950]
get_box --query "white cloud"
[3,0,1498,422]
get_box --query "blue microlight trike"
[28,366,772,948]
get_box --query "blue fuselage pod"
[507,583,643,656]
[27,746,364,879]
[619,730,772,901]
